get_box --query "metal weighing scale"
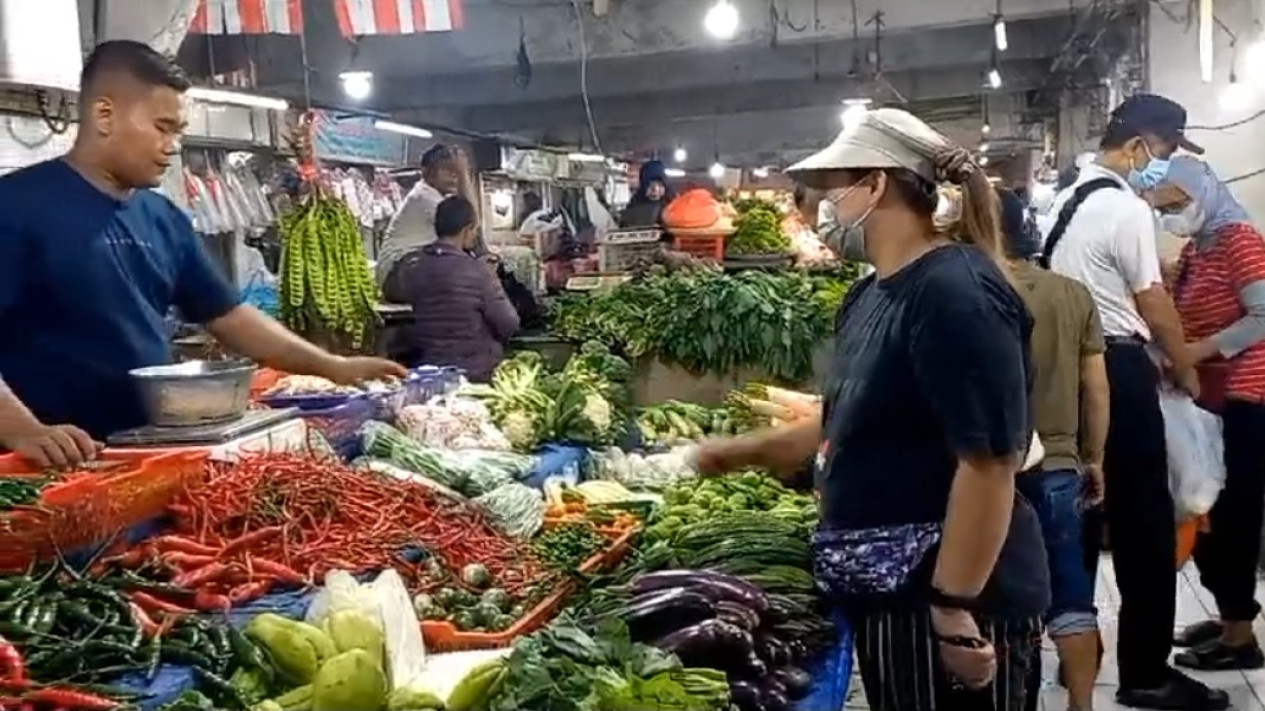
[107,407,300,447]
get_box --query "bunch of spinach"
[550,271,853,383]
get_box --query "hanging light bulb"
[993,16,1008,52]
[979,141,990,152]
[704,0,739,40]
[673,146,688,163]
[709,161,726,179]
[752,166,770,179]
[340,71,373,101]
[840,98,871,129]
[979,155,990,167]
[986,67,1003,90]
[981,122,991,135]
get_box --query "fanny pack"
[812,522,942,599]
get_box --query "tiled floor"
[844,557,1265,710]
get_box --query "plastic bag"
[1159,390,1226,520]
[306,569,428,692]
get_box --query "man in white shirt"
[378,144,478,299]
[1041,94,1225,711]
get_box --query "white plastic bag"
[306,569,428,691]
[1159,390,1226,520]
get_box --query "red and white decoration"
[188,0,304,34]
[333,0,464,35]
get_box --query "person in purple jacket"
[393,196,520,381]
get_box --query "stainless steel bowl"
[129,359,257,428]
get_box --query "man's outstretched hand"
[2,423,101,468]
[323,356,409,386]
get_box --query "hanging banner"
[189,0,303,34]
[310,110,407,166]
[334,0,464,35]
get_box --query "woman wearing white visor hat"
[695,108,1048,710]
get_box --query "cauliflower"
[501,410,540,451]
[582,393,613,433]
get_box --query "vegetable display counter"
[0,361,852,711]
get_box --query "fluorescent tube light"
[374,120,433,138]
[186,87,288,111]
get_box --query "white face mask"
[1160,203,1206,237]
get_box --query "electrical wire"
[568,0,603,155]
[1226,165,1265,184]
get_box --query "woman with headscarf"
[694,109,1047,711]
[1162,156,1265,672]
[620,160,675,229]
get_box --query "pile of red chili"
[110,452,545,609]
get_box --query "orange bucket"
[1176,516,1207,568]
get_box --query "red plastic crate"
[420,526,639,652]
[674,234,726,261]
[0,450,208,571]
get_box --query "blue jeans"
[1017,468,1098,637]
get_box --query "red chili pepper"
[22,687,119,710]
[245,557,305,584]
[158,552,218,570]
[218,526,283,558]
[128,591,195,616]
[127,603,160,638]
[171,562,232,589]
[0,635,25,682]
[150,535,220,556]
[228,580,272,604]
[192,589,231,612]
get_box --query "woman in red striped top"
[1163,156,1265,671]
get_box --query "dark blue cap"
[1109,94,1204,154]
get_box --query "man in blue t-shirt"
[0,40,406,466]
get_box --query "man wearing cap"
[377,144,479,298]
[1041,94,1225,710]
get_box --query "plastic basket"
[599,241,661,272]
[674,234,726,261]
[0,450,208,571]
[420,527,638,652]
[299,395,375,454]
[403,367,444,407]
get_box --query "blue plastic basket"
[298,395,375,454]
[403,366,444,406]
[259,392,358,411]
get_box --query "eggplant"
[729,681,766,711]
[715,600,761,631]
[762,687,792,711]
[773,667,813,700]
[631,570,769,612]
[761,678,788,700]
[622,587,715,641]
[755,633,791,667]
[655,619,759,674]
[786,639,809,663]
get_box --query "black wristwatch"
[928,587,978,611]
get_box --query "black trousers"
[1192,399,1265,622]
[1103,341,1177,689]
[851,607,1040,711]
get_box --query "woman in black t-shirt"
[696,108,1048,711]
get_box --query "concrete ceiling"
[177,0,1138,166]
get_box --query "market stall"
[0,345,851,711]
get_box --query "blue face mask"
[1126,142,1171,191]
